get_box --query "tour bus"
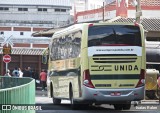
[46,22,146,110]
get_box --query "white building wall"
[77,10,116,23]
[0,0,72,43]
[71,0,105,15]
[0,0,71,6]
[86,0,104,10]
[0,0,72,27]
[0,13,69,22]
[3,31,32,38]
[70,0,86,15]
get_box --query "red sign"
[3,55,11,63]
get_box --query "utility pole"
[103,2,105,22]
[135,0,142,23]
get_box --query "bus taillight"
[83,69,95,88]
[88,24,94,27]
[135,69,145,88]
[134,21,140,27]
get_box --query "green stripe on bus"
[91,74,140,80]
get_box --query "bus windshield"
[88,25,142,47]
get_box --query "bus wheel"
[52,92,61,104]
[114,104,123,110]
[146,90,156,99]
[70,87,78,109]
[122,101,131,110]
[52,97,61,105]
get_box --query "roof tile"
[112,18,160,31]
[0,48,45,55]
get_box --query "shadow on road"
[35,87,115,111]
[36,103,114,110]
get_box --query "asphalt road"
[35,88,160,113]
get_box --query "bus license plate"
[110,92,121,96]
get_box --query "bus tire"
[70,86,79,110]
[52,97,61,105]
[52,89,61,105]
[122,101,131,110]
[114,104,123,110]
[146,90,156,99]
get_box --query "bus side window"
[72,31,82,58]
[50,39,57,61]
[50,71,58,76]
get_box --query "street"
[35,88,160,113]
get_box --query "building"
[0,0,72,75]
[76,0,160,23]
[74,0,160,40]
[70,0,105,16]
[0,0,72,27]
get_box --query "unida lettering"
[115,65,138,71]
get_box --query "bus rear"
[81,23,145,108]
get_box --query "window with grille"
[20,32,24,35]
[0,32,4,35]
[0,7,9,11]
[18,8,28,11]
[55,8,66,12]
[38,8,47,12]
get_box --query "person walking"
[4,69,11,77]
[32,69,39,89]
[3,69,11,88]
[12,67,20,77]
[23,67,31,77]
[40,69,47,91]
[18,68,23,77]
[28,67,32,77]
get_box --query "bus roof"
[52,22,140,38]
[52,24,84,38]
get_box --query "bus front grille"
[92,54,137,63]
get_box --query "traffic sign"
[3,55,11,63]
[3,46,11,54]
[1,35,14,47]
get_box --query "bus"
[46,22,146,110]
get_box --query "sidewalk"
[36,87,47,97]
[141,100,160,105]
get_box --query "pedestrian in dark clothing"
[32,69,39,79]
[28,67,32,77]
[32,69,39,88]
[23,67,31,77]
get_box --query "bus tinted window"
[88,25,141,47]
[50,31,82,61]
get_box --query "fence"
[0,76,35,113]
